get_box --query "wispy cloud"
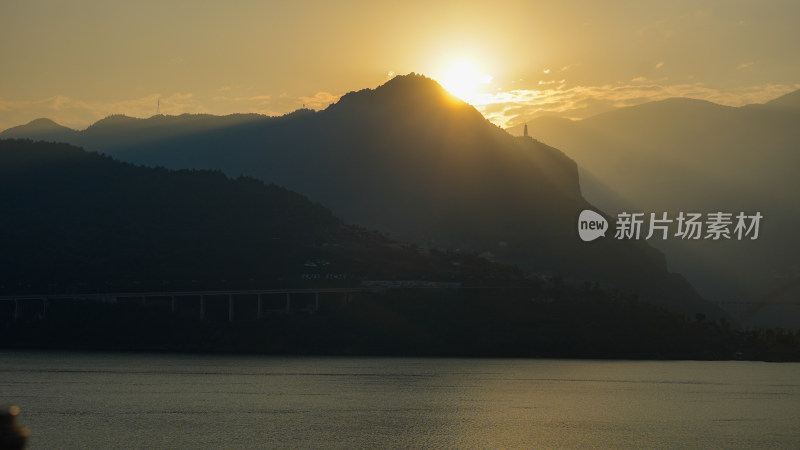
[737,61,756,70]
[298,92,340,110]
[471,82,800,129]
[211,94,272,105]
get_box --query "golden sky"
[1,0,799,130]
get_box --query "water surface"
[2,351,799,448]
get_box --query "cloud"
[737,61,756,70]
[212,94,271,105]
[655,62,665,69]
[470,82,800,129]
[206,93,278,115]
[298,92,340,110]
[631,76,668,84]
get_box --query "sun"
[440,62,492,104]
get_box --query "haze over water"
[2,351,799,448]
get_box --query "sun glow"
[440,62,493,104]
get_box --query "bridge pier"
[315,292,319,312]
[200,295,206,321]
[286,293,291,314]
[171,296,176,313]
[13,299,19,322]
[228,294,234,322]
[257,294,263,319]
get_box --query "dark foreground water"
[1,351,799,449]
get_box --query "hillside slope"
[0,75,725,318]
[522,93,800,328]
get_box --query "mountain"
[763,88,800,110]
[0,139,531,294]
[520,92,800,328]
[1,118,77,143]
[4,142,773,359]
[0,74,724,318]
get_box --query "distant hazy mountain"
[1,118,76,143]
[0,74,724,318]
[762,89,800,110]
[517,91,800,328]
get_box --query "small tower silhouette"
[523,123,528,138]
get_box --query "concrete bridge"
[0,287,376,322]
[5,285,797,324]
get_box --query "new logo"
[578,210,608,242]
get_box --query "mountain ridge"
[763,88,800,109]
[519,87,800,329]
[1,117,77,141]
[2,138,537,294]
[0,74,724,319]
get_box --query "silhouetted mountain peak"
[0,117,76,140]
[329,73,473,116]
[87,113,268,131]
[379,73,456,99]
[282,108,317,119]
[582,96,737,131]
[26,117,67,129]
[603,96,729,116]
[86,114,140,131]
[3,117,71,132]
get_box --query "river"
[2,351,799,448]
